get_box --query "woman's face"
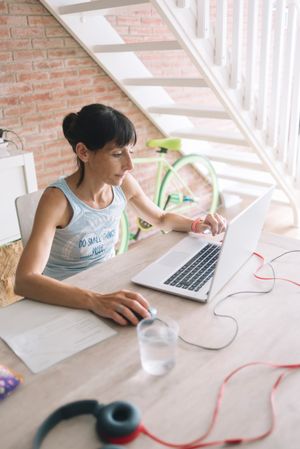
[86,141,134,186]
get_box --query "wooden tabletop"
[1,231,300,449]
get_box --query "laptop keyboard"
[164,243,221,292]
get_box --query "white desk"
[1,231,300,449]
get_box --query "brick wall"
[1,0,212,243]
[0,0,164,193]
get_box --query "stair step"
[123,77,208,87]
[148,104,230,119]
[172,129,247,146]
[214,162,274,186]
[185,146,262,170]
[219,180,286,204]
[93,41,181,53]
[59,0,149,15]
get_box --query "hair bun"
[62,112,79,141]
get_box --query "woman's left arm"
[122,174,226,236]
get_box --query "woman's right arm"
[15,188,149,326]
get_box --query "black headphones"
[33,399,142,449]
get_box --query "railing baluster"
[215,0,227,66]
[230,0,244,89]
[244,0,258,110]
[196,0,210,39]
[256,0,273,130]
[177,0,190,7]
[296,136,300,188]
[267,0,286,148]
[290,17,300,183]
[278,3,297,164]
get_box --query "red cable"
[142,252,300,448]
[142,362,300,448]
[253,251,300,286]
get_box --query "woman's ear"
[75,142,89,163]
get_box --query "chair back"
[15,190,43,246]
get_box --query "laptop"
[132,186,274,302]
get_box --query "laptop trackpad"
[158,251,189,268]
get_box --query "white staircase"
[39,0,300,225]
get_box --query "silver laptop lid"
[207,185,275,300]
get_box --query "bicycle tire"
[158,154,219,216]
[116,211,130,255]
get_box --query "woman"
[15,104,226,326]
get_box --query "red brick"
[80,86,106,96]
[11,26,45,38]
[49,69,78,79]
[39,118,62,132]
[0,16,27,26]
[0,51,12,62]
[64,57,92,68]
[33,79,64,92]
[32,38,65,49]
[0,39,32,51]
[1,82,32,95]
[0,95,19,106]
[36,100,67,112]
[14,126,40,139]
[0,116,22,128]
[0,27,9,38]
[28,16,57,27]
[117,16,141,26]
[47,48,86,59]
[8,3,46,15]
[44,139,68,152]
[17,71,49,82]
[67,96,96,108]
[0,1,8,14]
[13,49,47,61]
[141,17,164,25]
[78,67,103,77]
[24,129,57,145]
[25,112,53,126]
[34,60,64,70]
[4,104,37,118]
[19,92,52,104]
[0,73,15,83]
[45,26,69,38]
[1,61,32,73]
[63,37,80,48]
[64,77,93,88]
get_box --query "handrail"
[154,0,300,224]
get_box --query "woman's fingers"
[92,289,151,325]
[203,213,227,235]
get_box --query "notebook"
[132,186,274,302]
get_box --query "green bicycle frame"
[133,152,196,204]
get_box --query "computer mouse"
[127,307,157,324]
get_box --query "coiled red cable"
[141,361,300,448]
[141,251,300,448]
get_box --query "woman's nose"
[123,153,133,171]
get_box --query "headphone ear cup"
[101,446,125,449]
[96,401,142,444]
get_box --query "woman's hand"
[90,289,151,326]
[193,213,227,236]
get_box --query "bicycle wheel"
[158,154,219,216]
[116,211,130,255]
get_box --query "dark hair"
[62,104,137,186]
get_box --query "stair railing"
[157,0,300,223]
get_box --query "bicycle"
[117,137,220,254]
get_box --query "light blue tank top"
[43,178,126,280]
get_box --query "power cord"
[0,128,24,151]
[178,249,300,351]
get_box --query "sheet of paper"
[0,300,116,373]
